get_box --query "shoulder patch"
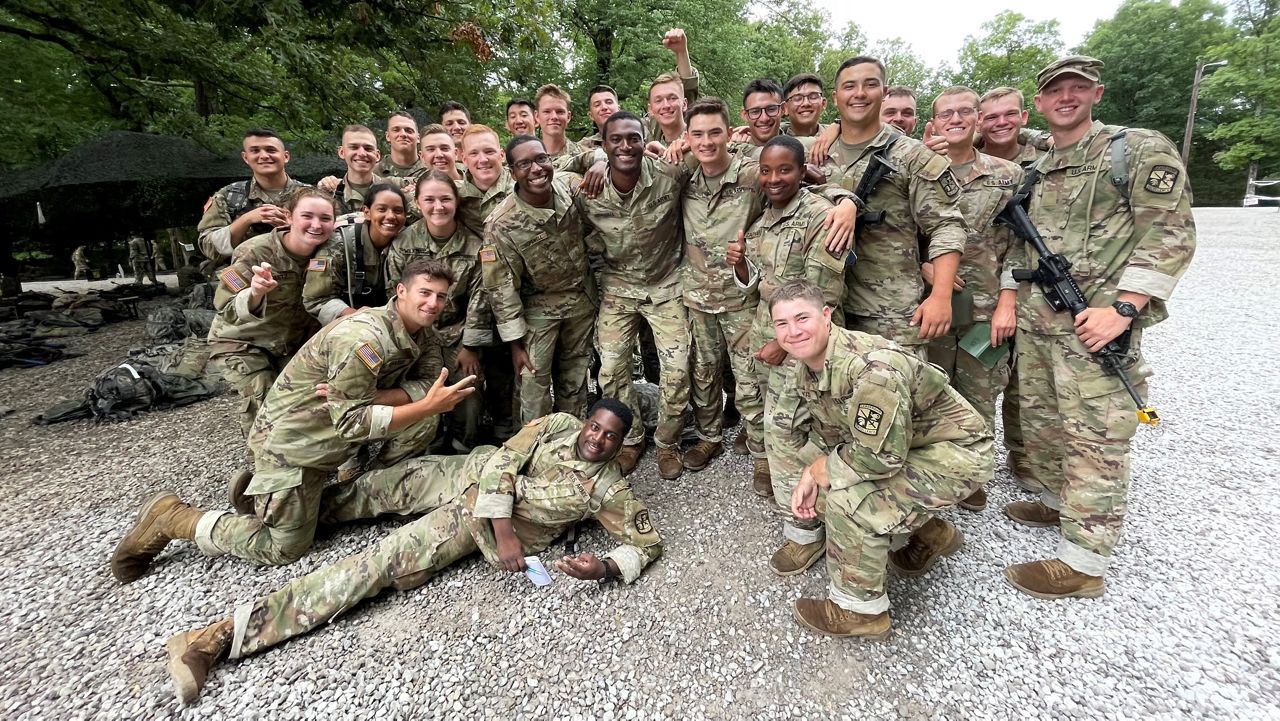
[918,152,950,181]
[633,509,654,535]
[355,342,383,371]
[218,267,248,292]
[854,403,884,435]
[1144,165,1179,194]
[480,247,498,263]
[937,169,961,199]
[308,258,329,272]
[202,196,215,214]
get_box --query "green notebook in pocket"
[958,322,1010,370]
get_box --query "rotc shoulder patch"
[218,267,248,292]
[308,258,328,272]
[479,247,498,263]
[1144,165,1179,194]
[634,509,654,535]
[938,170,961,200]
[355,342,383,371]
[854,403,884,435]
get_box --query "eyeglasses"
[934,107,977,121]
[513,153,552,171]
[745,104,782,119]
[787,92,824,105]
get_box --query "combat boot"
[111,492,204,583]
[791,598,891,639]
[769,539,825,576]
[656,446,684,480]
[682,440,723,471]
[1004,500,1060,528]
[732,432,750,456]
[615,440,646,477]
[1004,559,1105,600]
[1006,453,1039,492]
[752,458,772,498]
[227,468,254,516]
[888,517,964,577]
[958,486,988,512]
[166,617,234,704]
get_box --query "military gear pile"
[33,359,224,424]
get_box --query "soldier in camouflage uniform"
[481,136,595,427]
[781,73,828,138]
[771,280,991,638]
[197,128,308,265]
[640,28,700,145]
[1000,57,1195,599]
[534,84,584,161]
[316,125,388,215]
[302,184,408,326]
[161,401,661,704]
[71,245,90,280]
[111,259,475,576]
[923,87,1025,513]
[373,111,424,179]
[731,79,785,161]
[562,111,691,479]
[816,57,968,362]
[128,235,158,284]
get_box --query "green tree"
[953,11,1063,103]
[1202,1,1280,185]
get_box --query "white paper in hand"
[524,556,552,587]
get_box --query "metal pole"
[1181,59,1227,166]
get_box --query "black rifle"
[997,175,1159,425]
[845,139,901,267]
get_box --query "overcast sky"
[811,0,1125,67]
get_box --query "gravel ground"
[1,208,1277,719]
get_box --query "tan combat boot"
[1004,559,1105,600]
[166,617,234,704]
[615,440,646,477]
[227,468,254,516]
[1004,500,1061,528]
[1007,453,1039,492]
[732,433,750,456]
[888,517,964,577]
[656,446,684,480]
[752,458,772,498]
[769,539,825,576]
[682,440,723,472]
[958,486,987,512]
[111,492,204,583]
[792,598,891,639]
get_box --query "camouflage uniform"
[223,413,662,659]
[776,326,991,613]
[196,300,444,566]
[374,156,424,179]
[385,221,493,447]
[302,218,394,325]
[481,178,595,423]
[457,170,515,236]
[926,152,1023,460]
[334,174,387,215]
[821,124,968,358]
[128,236,157,284]
[641,68,701,145]
[1001,120,1195,576]
[735,188,849,530]
[547,137,584,162]
[71,246,90,280]
[207,230,320,441]
[567,155,691,449]
[197,176,308,264]
[781,121,827,138]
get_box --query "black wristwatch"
[1112,301,1139,318]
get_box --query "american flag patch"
[355,342,383,370]
[480,248,497,263]
[219,267,248,292]
[308,258,328,272]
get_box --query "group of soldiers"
[104,29,1195,703]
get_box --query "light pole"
[1181,59,1227,166]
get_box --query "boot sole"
[1003,568,1105,600]
[1003,506,1060,528]
[110,491,177,583]
[889,527,965,577]
[165,635,201,704]
[958,495,987,512]
[791,605,891,640]
[770,547,825,577]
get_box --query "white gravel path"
[1,208,1276,719]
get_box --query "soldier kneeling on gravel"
[161,400,662,703]
[769,280,992,638]
[111,259,475,577]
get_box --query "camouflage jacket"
[457,169,515,237]
[197,176,309,263]
[247,300,444,485]
[385,221,493,347]
[547,136,584,163]
[781,121,827,138]
[952,151,1023,321]
[335,173,387,215]
[207,229,318,358]
[127,237,150,261]
[563,154,688,303]
[302,218,393,325]
[1002,121,1196,336]
[374,156,425,179]
[821,124,968,326]
[71,247,88,267]
[975,128,1050,168]
[468,413,662,583]
[771,326,992,493]
[640,67,701,144]
[481,177,593,342]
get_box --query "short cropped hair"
[439,101,470,120]
[535,84,572,108]
[648,71,683,100]
[243,127,282,141]
[885,86,916,100]
[762,135,805,166]
[399,257,455,288]
[460,124,500,150]
[504,134,542,167]
[979,86,1025,108]
[742,78,783,106]
[419,123,449,139]
[341,124,376,141]
[768,278,826,313]
[932,85,978,114]
[588,84,619,104]
[602,110,644,138]
[836,56,887,84]
[685,97,731,128]
[388,111,418,128]
[588,397,634,437]
[505,97,535,114]
[783,73,825,97]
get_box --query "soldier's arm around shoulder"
[301,235,351,325]
[905,143,969,259]
[1118,130,1196,301]
[801,197,849,307]
[827,353,914,490]
[592,476,663,584]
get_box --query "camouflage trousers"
[209,344,288,451]
[763,362,823,541]
[441,340,483,450]
[73,263,90,280]
[822,439,990,614]
[198,416,440,566]
[845,315,930,362]
[1016,330,1149,576]
[520,312,594,424]
[1001,337,1026,461]
[596,293,690,448]
[132,259,157,284]
[928,327,1011,482]
[687,307,761,444]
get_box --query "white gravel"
[1,208,1277,719]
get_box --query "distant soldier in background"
[128,234,158,284]
[71,245,90,280]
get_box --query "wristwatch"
[1112,301,1139,318]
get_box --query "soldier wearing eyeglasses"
[781,73,828,139]
[732,79,785,161]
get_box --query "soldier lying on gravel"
[769,280,992,638]
[162,400,662,703]
[111,259,476,576]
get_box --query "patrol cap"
[1036,56,1104,92]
